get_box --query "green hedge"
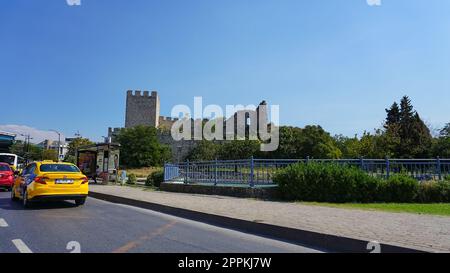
[417,181,450,203]
[273,163,450,203]
[274,163,380,203]
[377,175,419,203]
[146,171,164,188]
[127,173,137,185]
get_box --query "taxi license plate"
[55,179,74,184]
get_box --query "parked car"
[0,162,14,191]
[11,160,89,208]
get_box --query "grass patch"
[125,167,162,178]
[108,181,157,191]
[299,202,450,216]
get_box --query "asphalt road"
[0,191,322,253]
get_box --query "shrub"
[378,174,419,203]
[146,171,164,188]
[445,175,450,181]
[417,181,450,203]
[127,173,137,185]
[273,163,450,203]
[273,163,380,203]
[145,174,152,187]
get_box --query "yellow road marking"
[112,220,177,253]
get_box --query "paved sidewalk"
[90,184,450,252]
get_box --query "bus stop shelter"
[76,142,120,183]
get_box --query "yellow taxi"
[11,161,89,208]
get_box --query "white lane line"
[0,218,8,227]
[12,239,33,253]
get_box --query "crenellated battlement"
[159,116,180,122]
[127,90,158,98]
[125,89,160,128]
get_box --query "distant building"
[65,137,79,143]
[0,131,16,153]
[37,139,68,159]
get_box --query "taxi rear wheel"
[75,198,86,206]
[11,187,18,201]
[23,190,31,208]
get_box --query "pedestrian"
[93,165,101,184]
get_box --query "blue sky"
[1,0,449,143]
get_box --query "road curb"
[88,191,428,253]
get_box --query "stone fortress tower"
[125,90,161,128]
[110,89,270,162]
[110,89,184,161]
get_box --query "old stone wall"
[125,90,160,128]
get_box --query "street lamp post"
[49,129,62,162]
[20,134,33,163]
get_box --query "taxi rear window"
[40,164,80,173]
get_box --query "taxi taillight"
[81,176,89,184]
[34,176,48,185]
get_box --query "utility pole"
[20,134,33,164]
[49,129,62,162]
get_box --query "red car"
[0,162,14,191]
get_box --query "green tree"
[27,145,43,161]
[399,96,414,125]
[269,126,301,159]
[116,125,171,167]
[384,96,432,158]
[10,141,26,158]
[297,125,342,159]
[64,137,95,163]
[10,141,43,161]
[334,130,399,159]
[186,140,220,161]
[217,140,261,160]
[432,137,450,158]
[432,123,450,157]
[440,123,450,138]
[334,135,361,158]
[270,126,341,159]
[385,102,401,129]
[358,130,397,158]
[42,149,58,161]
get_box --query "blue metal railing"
[164,158,450,187]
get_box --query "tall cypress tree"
[383,96,432,158]
[385,102,400,129]
[398,96,432,157]
[399,96,414,126]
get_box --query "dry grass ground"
[125,167,162,178]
